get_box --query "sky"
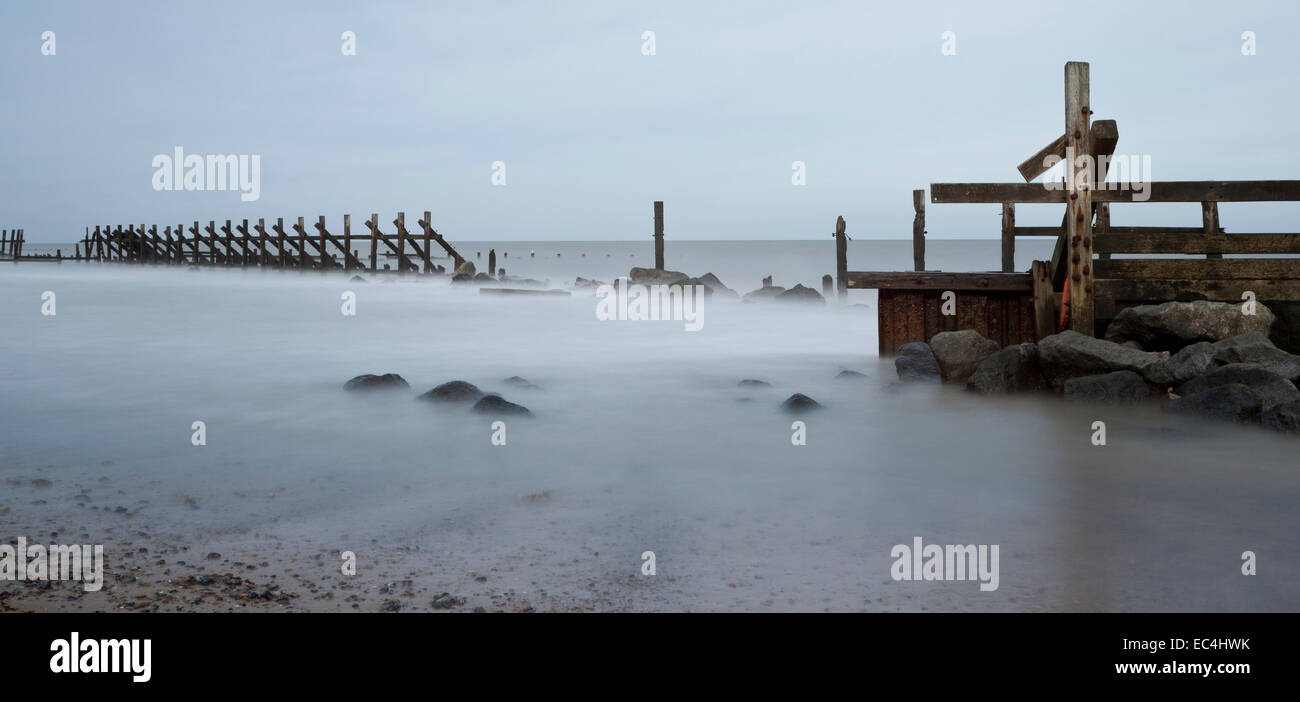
[2,0,1298,243]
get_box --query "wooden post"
[1000,202,1015,272]
[273,217,287,268]
[488,249,496,279]
[293,217,307,268]
[421,213,432,273]
[188,221,201,264]
[1202,201,1222,258]
[834,215,848,301]
[236,219,251,265]
[1064,61,1094,336]
[204,221,217,264]
[343,215,353,272]
[1031,260,1057,340]
[1,230,7,256]
[255,218,269,266]
[913,189,926,272]
[317,216,328,269]
[395,212,408,274]
[221,220,234,265]
[821,274,833,298]
[653,200,664,270]
[1096,203,1111,260]
[368,214,379,272]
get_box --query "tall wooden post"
[2,230,8,256]
[1065,61,1094,336]
[421,213,432,273]
[395,212,408,274]
[343,215,353,272]
[189,221,202,264]
[255,218,269,266]
[1096,203,1111,261]
[653,201,664,270]
[1000,202,1016,272]
[834,215,848,301]
[1202,201,1222,259]
[912,190,926,272]
[488,249,496,278]
[273,218,287,268]
[368,214,379,272]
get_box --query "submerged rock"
[349,275,367,283]
[471,395,533,417]
[419,380,484,403]
[503,376,540,389]
[966,343,1047,394]
[741,285,787,303]
[1063,370,1156,404]
[343,373,410,392]
[775,284,825,304]
[835,370,867,380]
[738,379,772,388]
[1104,300,1275,351]
[780,393,822,413]
[629,267,688,285]
[894,342,941,383]
[1177,365,1299,410]
[1163,384,1264,423]
[1038,331,1162,390]
[929,330,999,383]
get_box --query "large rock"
[1177,364,1299,410]
[895,342,941,383]
[1261,399,1300,434]
[1210,333,1300,381]
[780,393,822,413]
[1142,341,1216,387]
[1263,301,1300,354]
[965,343,1048,394]
[741,285,787,303]
[1063,371,1156,404]
[629,267,688,285]
[1163,384,1263,423]
[453,260,476,277]
[684,273,738,300]
[1037,331,1163,391]
[343,373,410,392]
[774,284,825,304]
[471,395,533,417]
[418,380,485,403]
[929,330,999,383]
[1103,300,1274,351]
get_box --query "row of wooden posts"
[1,229,25,259]
[63,213,466,273]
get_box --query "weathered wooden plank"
[1015,120,1119,183]
[933,180,1300,204]
[1095,278,1300,303]
[1094,258,1300,280]
[653,201,664,270]
[845,271,1033,292]
[1202,201,1222,259]
[1094,233,1300,254]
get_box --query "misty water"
[2,240,1297,611]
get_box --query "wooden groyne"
[836,61,1300,353]
[25,212,467,274]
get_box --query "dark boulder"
[471,395,533,417]
[741,285,787,303]
[1142,341,1215,387]
[780,393,822,413]
[419,380,485,403]
[1163,384,1264,423]
[929,330,999,383]
[1103,300,1274,351]
[1038,331,1162,391]
[895,342,942,383]
[965,343,1048,394]
[629,267,688,285]
[343,373,410,392]
[1177,365,1299,410]
[1063,371,1156,404]
[1210,333,1300,381]
[1261,400,1300,434]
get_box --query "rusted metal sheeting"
[878,289,1036,355]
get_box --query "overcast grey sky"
[2,0,1298,243]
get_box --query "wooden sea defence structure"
[836,61,1300,353]
[19,212,466,274]
[1,229,25,261]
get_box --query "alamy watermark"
[595,279,705,331]
[1,537,104,592]
[152,146,261,202]
[891,536,999,591]
[1042,148,1152,202]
